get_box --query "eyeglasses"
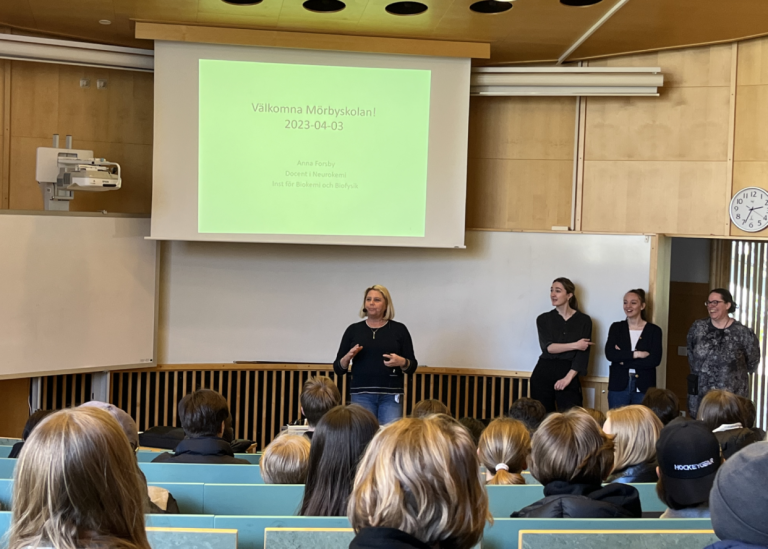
[705,300,725,307]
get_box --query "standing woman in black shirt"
[333,285,418,425]
[531,277,593,413]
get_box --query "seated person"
[506,397,547,434]
[477,417,530,485]
[604,405,662,483]
[261,434,311,484]
[699,390,762,459]
[706,442,768,549]
[300,376,341,441]
[459,416,486,446]
[641,388,680,426]
[512,408,641,518]
[349,414,489,549]
[8,409,54,458]
[152,389,249,464]
[656,419,721,518]
[411,399,450,418]
[583,407,606,428]
[7,407,151,549]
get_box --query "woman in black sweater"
[333,285,418,425]
[605,289,662,409]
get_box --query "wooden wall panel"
[0,378,30,438]
[0,60,7,209]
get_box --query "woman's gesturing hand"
[340,344,363,370]
[573,338,593,351]
[383,353,407,369]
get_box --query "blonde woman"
[8,407,151,549]
[478,418,530,485]
[334,285,418,424]
[348,415,489,549]
[261,434,311,484]
[603,405,662,484]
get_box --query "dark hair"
[698,390,744,430]
[582,408,606,428]
[300,404,379,516]
[177,389,231,438]
[655,473,709,511]
[458,417,486,445]
[710,288,738,312]
[553,277,579,311]
[22,410,55,441]
[738,396,757,429]
[626,288,648,321]
[641,388,680,426]
[301,377,341,427]
[412,399,450,419]
[507,397,547,433]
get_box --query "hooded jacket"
[607,461,658,484]
[151,436,250,464]
[350,527,433,549]
[511,481,642,518]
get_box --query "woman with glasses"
[687,288,760,419]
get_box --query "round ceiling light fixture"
[222,0,264,4]
[98,19,111,25]
[469,0,512,14]
[303,0,346,12]
[386,1,428,15]
[559,0,603,5]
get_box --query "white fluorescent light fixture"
[471,66,663,97]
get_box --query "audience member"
[261,434,311,484]
[152,389,249,464]
[8,409,54,459]
[738,394,766,440]
[506,397,547,434]
[656,419,721,518]
[411,399,450,418]
[699,390,763,459]
[300,376,341,441]
[478,417,530,485]
[706,442,768,549]
[583,407,606,428]
[458,416,486,445]
[604,405,661,483]
[300,404,379,516]
[641,388,680,425]
[348,414,489,549]
[7,407,151,549]
[512,409,641,518]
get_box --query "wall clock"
[730,187,768,233]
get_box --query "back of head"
[605,405,662,472]
[582,407,606,428]
[178,389,230,438]
[350,414,489,549]
[300,404,379,516]
[506,397,546,433]
[478,418,530,485]
[641,388,680,425]
[530,409,614,486]
[698,390,745,431]
[21,409,55,441]
[458,417,486,445]
[80,400,139,450]
[300,376,341,427]
[9,408,150,549]
[738,396,758,429]
[261,434,311,484]
[412,399,449,419]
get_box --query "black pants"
[530,358,582,414]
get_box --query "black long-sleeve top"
[605,320,663,392]
[536,309,593,376]
[333,320,418,395]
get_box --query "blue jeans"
[351,393,403,425]
[608,373,647,409]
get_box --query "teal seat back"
[0,446,12,459]
[147,526,237,549]
[0,478,12,508]
[519,529,716,549]
[235,453,261,465]
[203,484,304,515]
[631,482,665,512]
[139,462,263,484]
[146,514,216,528]
[264,527,354,549]
[0,458,16,480]
[147,482,205,514]
[215,516,350,549]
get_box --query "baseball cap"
[656,419,721,507]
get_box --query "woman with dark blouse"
[333,285,418,425]
[687,288,760,419]
[605,289,663,409]
[531,277,593,414]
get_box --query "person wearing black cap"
[655,419,722,519]
[705,442,768,549]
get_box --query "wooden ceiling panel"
[0,1,37,29]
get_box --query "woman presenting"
[531,277,592,413]
[687,288,760,419]
[605,289,663,409]
[333,285,418,425]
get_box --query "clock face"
[730,187,768,233]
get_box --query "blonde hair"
[478,418,530,485]
[412,399,450,418]
[261,434,311,484]
[349,415,490,548]
[359,285,395,320]
[605,405,662,473]
[8,407,150,549]
[530,409,614,486]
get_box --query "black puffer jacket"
[511,481,642,518]
[607,461,658,484]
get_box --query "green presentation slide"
[198,59,431,237]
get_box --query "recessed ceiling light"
[222,0,264,5]
[560,0,603,5]
[469,0,512,13]
[386,1,428,15]
[98,19,111,25]
[303,0,346,12]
